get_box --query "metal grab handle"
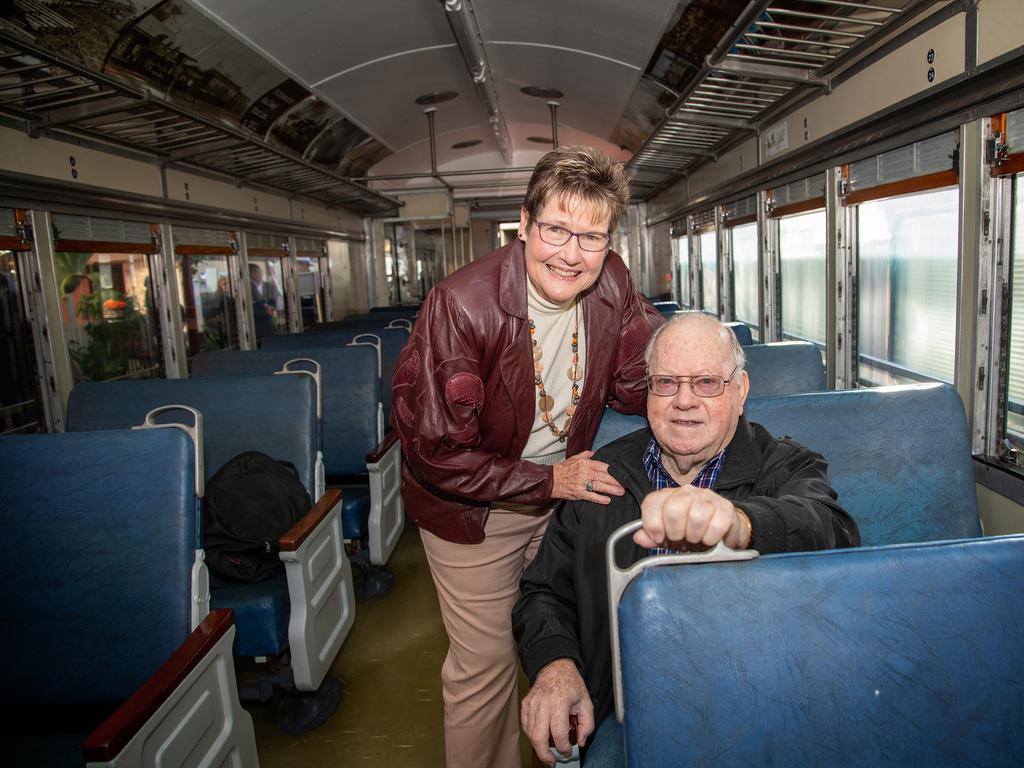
[549,744,580,764]
[387,318,411,331]
[349,333,383,379]
[348,335,385,441]
[132,404,205,498]
[607,520,758,722]
[277,358,322,420]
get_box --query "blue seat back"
[0,429,197,704]
[191,346,380,477]
[651,301,681,315]
[257,328,402,422]
[593,409,646,450]
[618,535,1024,767]
[745,383,980,544]
[367,305,419,315]
[744,341,825,395]
[67,375,317,496]
[299,317,412,332]
[593,383,980,545]
[723,321,753,346]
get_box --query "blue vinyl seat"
[722,320,754,346]
[192,344,405,565]
[651,300,681,315]
[594,383,981,546]
[258,326,408,425]
[66,374,354,702]
[608,529,1024,767]
[742,340,825,394]
[298,316,413,333]
[367,304,420,315]
[0,427,257,766]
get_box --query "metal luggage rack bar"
[627,0,937,198]
[0,31,399,216]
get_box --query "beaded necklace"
[528,298,582,441]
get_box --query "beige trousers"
[420,507,554,768]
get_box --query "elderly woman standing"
[391,145,661,768]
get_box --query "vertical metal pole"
[154,223,188,378]
[364,218,379,309]
[25,210,72,430]
[426,108,438,174]
[826,167,855,389]
[755,191,769,341]
[690,216,703,311]
[285,236,301,333]
[717,207,732,321]
[321,243,334,322]
[548,101,560,148]
[235,232,257,350]
[441,220,449,278]
[763,202,781,342]
[964,118,993,453]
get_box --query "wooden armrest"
[82,610,234,762]
[280,488,342,552]
[366,430,399,464]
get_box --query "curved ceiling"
[13,0,915,212]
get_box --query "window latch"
[985,132,1009,167]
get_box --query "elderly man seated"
[512,312,860,767]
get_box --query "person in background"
[249,262,277,341]
[391,145,662,768]
[514,312,860,766]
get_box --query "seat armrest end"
[280,488,342,552]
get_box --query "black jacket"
[513,417,860,728]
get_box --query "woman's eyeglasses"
[646,365,741,397]
[533,220,611,252]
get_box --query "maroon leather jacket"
[391,240,662,544]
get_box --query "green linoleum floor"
[246,524,538,767]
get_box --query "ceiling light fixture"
[521,86,564,99]
[415,91,459,105]
[444,0,513,164]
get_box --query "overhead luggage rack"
[628,0,930,198]
[0,31,400,216]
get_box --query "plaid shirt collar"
[642,436,727,491]
[642,436,727,554]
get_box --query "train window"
[699,230,718,316]
[779,210,827,348]
[0,211,45,433]
[856,187,959,386]
[672,233,690,308]
[247,255,289,342]
[176,254,238,360]
[731,222,759,341]
[1004,176,1024,444]
[295,242,327,328]
[173,228,239,362]
[57,250,165,383]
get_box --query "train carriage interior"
[1,0,1022,765]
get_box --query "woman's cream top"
[491,279,587,514]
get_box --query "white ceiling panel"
[476,0,680,68]
[490,46,644,140]
[316,47,486,151]
[189,0,456,84]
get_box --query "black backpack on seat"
[203,451,312,583]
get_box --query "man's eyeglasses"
[533,220,611,252]
[646,365,741,398]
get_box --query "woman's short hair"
[522,145,630,232]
